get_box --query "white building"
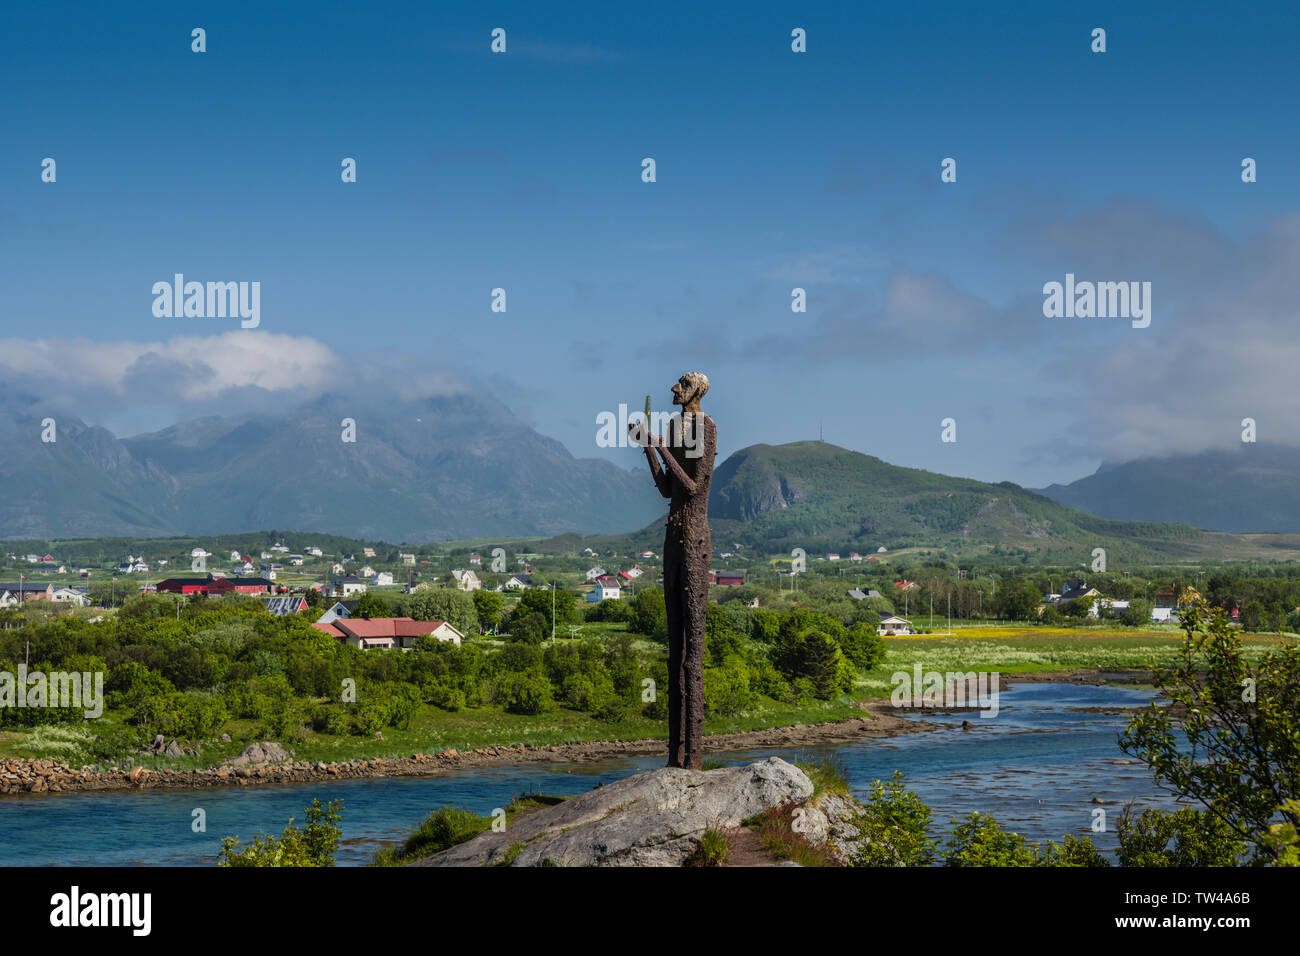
[450,568,481,591]
[587,582,621,602]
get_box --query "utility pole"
[551,582,556,643]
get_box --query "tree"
[399,588,478,636]
[1119,599,1152,627]
[495,672,553,715]
[772,628,854,699]
[629,588,668,643]
[350,593,391,620]
[1115,806,1246,866]
[506,611,547,645]
[1119,602,1300,862]
[471,589,504,633]
[996,581,1043,622]
[516,584,578,634]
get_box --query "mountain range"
[1035,444,1300,532]
[0,392,662,542]
[6,394,1300,563]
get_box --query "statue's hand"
[628,421,660,447]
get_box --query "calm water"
[0,682,1176,865]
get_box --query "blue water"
[0,682,1175,865]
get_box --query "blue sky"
[3,0,1297,487]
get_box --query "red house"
[156,577,217,595]
[155,575,273,596]
[710,571,745,587]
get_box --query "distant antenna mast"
[819,420,823,442]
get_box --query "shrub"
[496,672,554,715]
[371,806,489,866]
[1116,806,1247,867]
[943,812,1038,866]
[685,828,730,867]
[849,771,936,867]
[703,656,755,716]
[219,799,344,867]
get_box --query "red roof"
[313,618,448,640]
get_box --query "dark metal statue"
[630,372,716,768]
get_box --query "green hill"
[585,441,1300,565]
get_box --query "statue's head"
[672,371,709,410]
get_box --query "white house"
[372,571,395,587]
[306,546,323,557]
[588,581,622,602]
[51,587,88,606]
[450,568,481,591]
[399,553,416,566]
[877,614,914,636]
[1151,606,1178,623]
[316,600,359,624]
[334,575,369,597]
[625,565,644,579]
[229,550,242,562]
[360,565,376,578]
[586,566,606,581]
[498,575,528,590]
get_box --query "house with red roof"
[709,571,745,587]
[311,617,464,651]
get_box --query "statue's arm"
[645,444,673,498]
[654,418,714,495]
[630,421,673,498]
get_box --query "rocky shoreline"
[0,700,934,798]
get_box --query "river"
[0,681,1179,865]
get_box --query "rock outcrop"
[414,757,815,867]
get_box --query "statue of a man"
[630,372,716,769]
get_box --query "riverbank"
[0,698,936,798]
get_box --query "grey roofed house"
[316,599,360,624]
[1059,581,1100,603]
[846,588,885,601]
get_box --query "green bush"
[849,771,937,867]
[371,806,489,866]
[496,672,554,715]
[219,799,344,867]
